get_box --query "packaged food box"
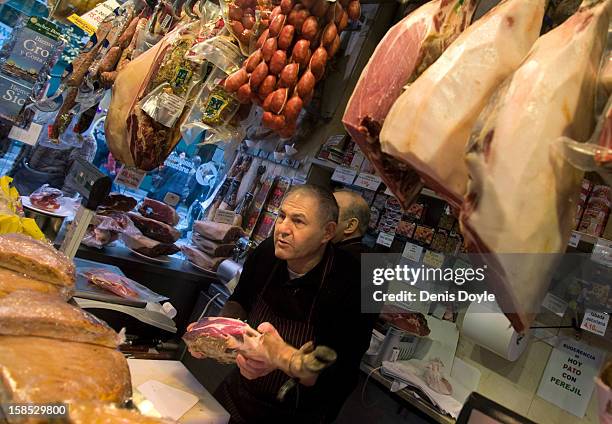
[431,229,448,252]
[405,203,426,221]
[438,213,455,231]
[396,220,416,239]
[414,225,434,245]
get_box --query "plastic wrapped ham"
[0,233,75,287]
[183,317,252,363]
[193,220,244,243]
[81,268,168,302]
[380,305,430,336]
[0,291,122,348]
[380,0,546,209]
[0,268,73,300]
[192,232,236,257]
[29,184,63,211]
[342,0,477,209]
[461,0,610,332]
[181,245,227,271]
[128,212,180,243]
[138,198,180,226]
[0,336,131,404]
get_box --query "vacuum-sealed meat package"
[0,268,73,300]
[183,316,252,363]
[0,336,131,404]
[29,184,63,211]
[81,268,168,302]
[0,233,75,287]
[0,291,122,348]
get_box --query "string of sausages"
[224,0,361,138]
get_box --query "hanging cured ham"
[342,0,477,209]
[380,0,546,209]
[461,0,610,332]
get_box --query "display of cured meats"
[0,233,75,287]
[29,184,63,211]
[121,232,180,257]
[380,0,546,209]
[0,291,122,348]
[0,268,73,300]
[138,198,180,226]
[380,304,431,336]
[343,0,477,209]
[128,212,181,243]
[98,193,138,213]
[192,232,236,257]
[460,0,611,332]
[193,220,244,243]
[181,245,228,271]
[223,0,363,138]
[0,335,131,405]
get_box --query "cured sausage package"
[106,6,225,170]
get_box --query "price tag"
[9,123,42,146]
[591,238,612,267]
[402,242,423,263]
[423,250,445,269]
[163,192,180,207]
[114,166,146,189]
[542,292,568,317]
[580,309,609,336]
[354,173,382,191]
[331,166,357,185]
[376,232,395,247]
[215,209,238,225]
[68,0,120,34]
[568,231,581,248]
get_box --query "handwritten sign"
[580,309,609,336]
[214,209,238,225]
[537,337,604,417]
[542,292,568,318]
[354,173,382,191]
[376,232,395,247]
[402,242,423,263]
[331,166,357,185]
[114,166,146,190]
[9,122,42,146]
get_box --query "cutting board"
[128,359,230,424]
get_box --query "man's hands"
[235,322,287,380]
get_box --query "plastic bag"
[30,184,64,212]
[0,177,45,241]
[80,267,169,302]
[48,0,107,24]
[555,94,612,186]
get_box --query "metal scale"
[59,158,176,334]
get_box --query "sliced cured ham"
[461,0,610,332]
[380,0,546,209]
[343,0,477,209]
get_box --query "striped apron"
[215,250,334,424]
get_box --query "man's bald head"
[333,190,370,242]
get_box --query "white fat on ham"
[380,0,546,209]
[461,0,610,332]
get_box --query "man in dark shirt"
[333,190,371,260]
[189,185,375,423]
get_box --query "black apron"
[215,251,334,424]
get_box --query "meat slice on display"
[0,291,122,348]
[460,0,610,332]
[0,336,131,404]
[128,212,181,243]
[192,232,236,257]
[98,193,138,213]
[342,0,477,209]
[138,198,180,226]
[181,245,227,271]
[121,232,180,257]
[380,0,546,209]
[193,220,244,243]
